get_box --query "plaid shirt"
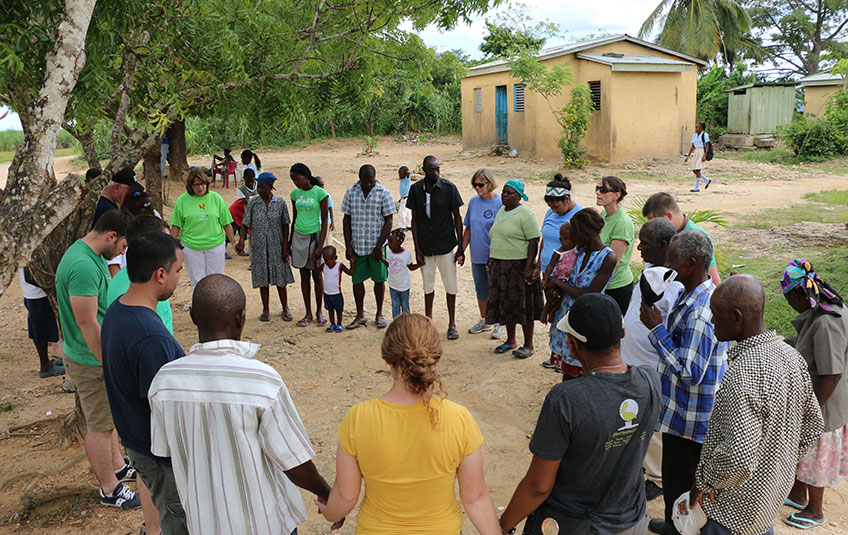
[341,181,396,256]
[648,279,729,443]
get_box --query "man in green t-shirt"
[56,209,141,510]
[642,192,720,286]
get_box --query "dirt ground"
[1,137,847,534]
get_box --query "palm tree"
[639,0,752,63]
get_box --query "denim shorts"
[471,263,489,301]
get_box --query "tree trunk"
[329,113,337,140]
[0,0,97,297]
[143,142,164,213]
[169,120,188,182]
[78,131,100,170]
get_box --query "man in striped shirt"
[149,274,343,535]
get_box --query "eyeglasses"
[472,182,488,189]
[595,185,614,194]
[192,182,207,188]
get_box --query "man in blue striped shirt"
[640,229,729,535]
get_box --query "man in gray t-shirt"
[499,293,661,535]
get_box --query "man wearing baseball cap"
[93,167,144,227]
[499,293,661,535]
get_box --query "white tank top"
[323,262,342,295]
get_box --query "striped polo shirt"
[149,340,314,535]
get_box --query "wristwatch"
[499,516,516,535]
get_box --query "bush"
[825,90,848,153]
[780,116,840,160]
[555,85,594,168]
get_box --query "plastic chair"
[212,161,237,188]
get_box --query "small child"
[384,229,420,318]
[541,222,578,325]
[322,245,351,332]
[396,166,413,229]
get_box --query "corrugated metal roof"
[798,72,844,87]
[464,34,707,78]
[576,53,693,71]
[725,82,797,93]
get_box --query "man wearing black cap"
[93,167,144,227]
[499,293,661,535]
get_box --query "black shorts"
[25,297,60,344]
[324,292,344,313]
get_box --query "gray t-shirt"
[529,366,661,535]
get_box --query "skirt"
[689,147,706,171]
[797,424,848,487]
[485,258,543,326]
[291,230,321,270]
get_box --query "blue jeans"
[161,143,170,176]
[471,263,489,301]
[390,288,410,318]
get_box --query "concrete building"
[798,72,845,117]
[460,34,707,163]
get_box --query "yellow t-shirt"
[339,397,484,535]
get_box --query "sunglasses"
[472,182,488,189]
[595,185,615,194]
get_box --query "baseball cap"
[113,167,144,191]
[556,293,623,350]
[672,492,707,535]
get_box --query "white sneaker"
[468,318,493,334]
[491,324,505,339]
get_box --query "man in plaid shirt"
[640,229,729,535]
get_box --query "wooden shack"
[725,83,796,134]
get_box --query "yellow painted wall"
[804,85,840,117]
[461,40,699,162]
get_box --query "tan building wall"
[804,85,840,117]
[461,41,699,162]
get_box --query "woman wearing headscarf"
[537,174,582,276]
[486,179,542,359]
[236,172,294,323]
[782,260,848,530]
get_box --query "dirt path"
[1,138,847,534]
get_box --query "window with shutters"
[514,84,525,112]
[474,88,482,113]
[588,81,601,111]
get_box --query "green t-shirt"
[683,218,717,269]
[488,205,541,260]
[600,207,635,290]
[291,185,328,235]
[170,191,233,251]
[56,240,111,367]
[106,267,174,333]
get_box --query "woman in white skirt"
[684,121,712,192]
[170,170,236,287]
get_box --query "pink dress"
[552,248,578,280]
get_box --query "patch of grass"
[1,354,14,361]
[723,247,848,336]
[716,147,797,165]
[0,401,16,412]
[804,189,848,205]
[0,147,79,164]
[619,171,687,183]
[738,201,848,229]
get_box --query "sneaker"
[491,324,505,340]
[61,378,76,393]
[39,363,65,378]
[224,252,233,259]
[704,178,712,190]
[468,318,493,334]
[115,459,137,483]
[100,482,141,510]
[542,360,559,369]
[645,480,662,501]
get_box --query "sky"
[0,0,663,132]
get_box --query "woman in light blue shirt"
[685,122,712,192]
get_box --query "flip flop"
[512,347,534,359]
[783,513,827,529]
[296,317,310,327]
[325,325,335,332]
[785,498,807,511]
[346,318,367,329]
[282,312,293,322]
[375,317,388,329]
[494,343,515,354]
[316,317,328,326]
[259,313,270,322]
[447,327,459,340]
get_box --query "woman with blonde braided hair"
[317,314,501,534]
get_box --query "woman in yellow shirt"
[317,314,501,535]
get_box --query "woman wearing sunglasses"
[595,176,635,315]
[461,169,504,339]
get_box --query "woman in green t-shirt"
[595,176,635,314]
[170,170,236,288]
[288,163,329,327]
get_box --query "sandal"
[494,343,516,354]
[783,513,826,529]
[296,317,310,327]
[785,498,807,511]
[513,347,534,359]
[375,317,388,329]
[316,316,328,326]
[447,327,459,340]
[346,318,367,329]
[282,311,293,322]
[259,312,270,322]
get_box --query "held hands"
[346,248,356,264]
[282,245,291,262]
[313,497,345,530]
[524,266,535,285]
[235,240,245,255]
[454,249,465,267]
[311,249,323,268]
[640,301,662,329]
[371,245,382,263]
[415,250,425,265]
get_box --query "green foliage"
[556,86,594,168]
[627,194,730,227]
[804,189,848,204]
[0,401,15,412]
[716,147,797,164]
[825,90,848,152]
[363,136,379,154]
[780,116,841,160]
[0,130,78,151]
[697,65,758,131]
[480,21,546,58]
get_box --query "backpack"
[701,132,714,161]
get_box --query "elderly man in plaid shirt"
[640,229,729,535]
[342,164,396,329]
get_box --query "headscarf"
[257,172,276,186]
[781,259,844,317]
[504,179,528,201]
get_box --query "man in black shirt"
[92,167,144,227]
[406,155,465,340]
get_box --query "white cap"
[672,492,708,535]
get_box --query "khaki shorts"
[420,253,458,295]
[64,358,115,432]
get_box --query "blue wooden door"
[495,85,508,145]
